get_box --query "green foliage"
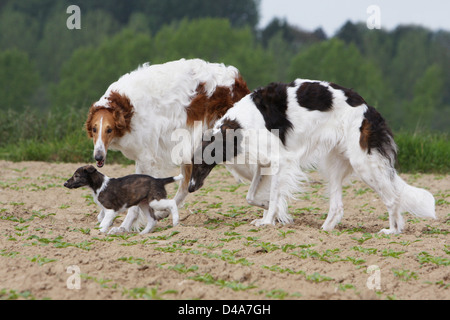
[0,2,448,170]
[0,49,40,111]
[52,29,152,109]
[408,64,445,129]
[395,132,450,173]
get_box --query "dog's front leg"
[251,173,279,226]
[99,209,117,233]
[97,209,105,223]
[246,165,270,210]
[109,206,139,234]
[173,164,191,208]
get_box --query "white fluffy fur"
[214,79,436,234]
[92,59,241,233]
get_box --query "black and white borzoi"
[188,79,436,234]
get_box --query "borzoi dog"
[188,80,436,234]
[85,59,249,234]
[64,165,182,234]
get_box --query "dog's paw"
[378,228,400,235]
[250,218,274,227]
[139,226,156,235]
[108,227,127,235]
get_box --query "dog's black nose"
[95,154,103,162]
[64,182,68,188]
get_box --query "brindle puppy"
[64,165,182,234]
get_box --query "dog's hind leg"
[139,203,157,235]
[320,152,353,231]
[155,164,190,221]
[350,153,404,234]
[150,199,179,227]
[354,160,435,235]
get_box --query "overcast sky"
[259,0,450,37]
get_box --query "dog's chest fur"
[93,175,167,212]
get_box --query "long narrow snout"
[188,163,216,193]
[93,132,107,168]
[89,110,115,168]
[188,177,203,193]
[64,179,79,189]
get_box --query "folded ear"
[85,165,97,174]
[107,91,134,137]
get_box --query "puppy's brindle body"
[64,165,182,234]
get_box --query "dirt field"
[0,160,448,300]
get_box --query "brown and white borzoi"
[188,80,436,234]
[85,59,249,234]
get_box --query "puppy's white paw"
[108,227,127,235]
[378,228,400,235]
[250,218,274,227]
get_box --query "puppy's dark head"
[64,165,97,189]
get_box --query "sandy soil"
[0,160,448,300]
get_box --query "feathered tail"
[395,176,436,219]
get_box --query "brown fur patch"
[232,74,251,103]
[85,91,134,139]
[361,106,397,165]
[186,75,250,127]
[359,119,371,150]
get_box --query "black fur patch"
[251,83,293,145]
[220,118,243,162]
[329,83,366,107]
[360,106,397,165]
[296,82,333,112]
[189,118,243,193]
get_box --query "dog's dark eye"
[93,128,97,133]
[106,128,113,134]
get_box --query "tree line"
[0,0,449,133]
